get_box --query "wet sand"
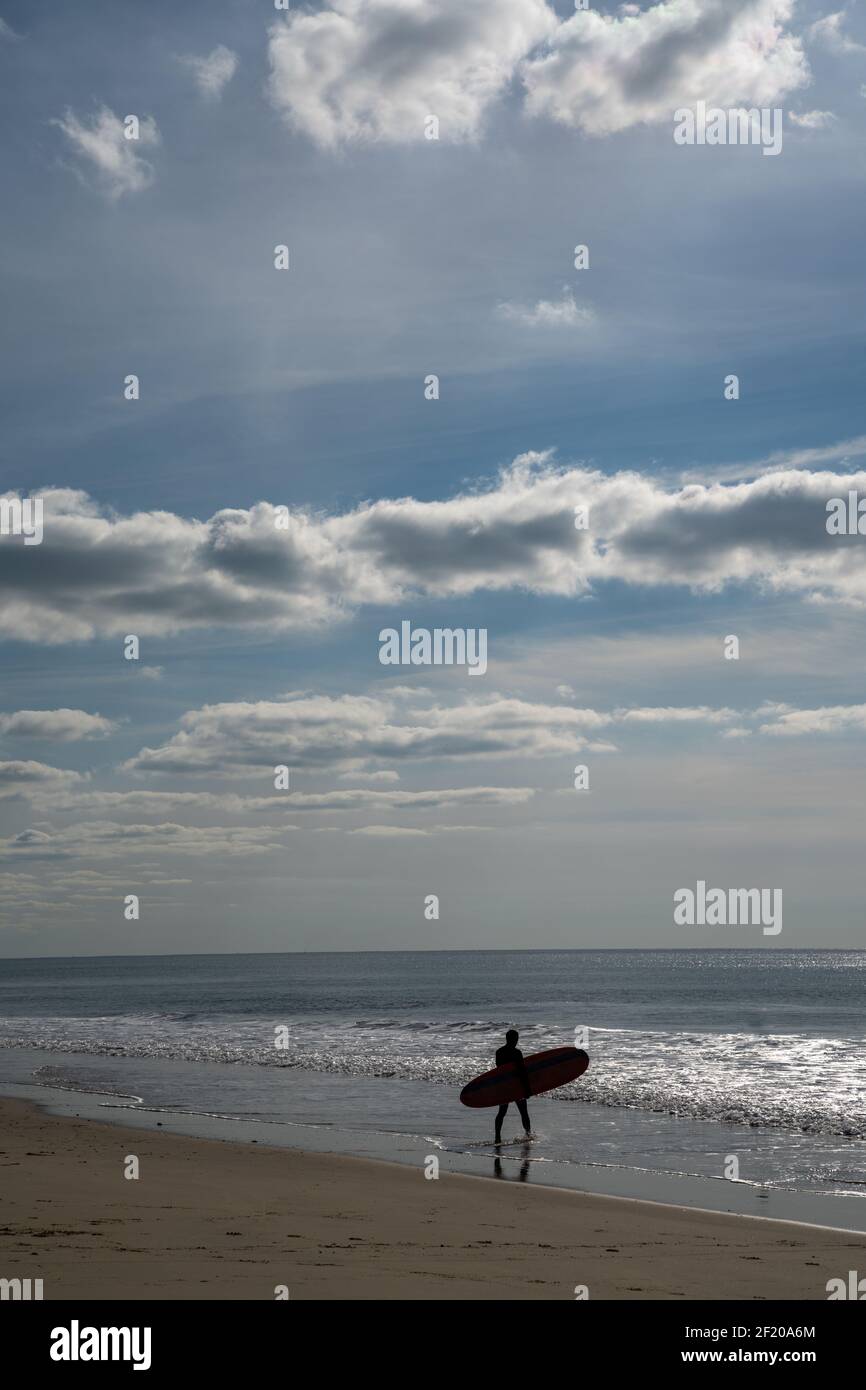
[1,1098,863,1300]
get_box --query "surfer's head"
[505,1029,519,1045]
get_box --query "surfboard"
[459,1046,589,1108]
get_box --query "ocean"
[1,949,864,1228]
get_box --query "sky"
[2,0,866,955]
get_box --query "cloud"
[35,784,536,816]
[521,0,809,136]
[616,705,737,725]
[0,709,115,741]
[497,287,594,328]
[119,690,752,779]
[10,459,866,644]
[0,17,20,40]
[178,45,238,99]
[0,761,86,798]
[266,0,557,147]
[53,106,160,198]
[808,11,866,56]
[120,692,613,776]
[0,821,290,863]
[758,704,866,736]
[337,768,400,783]
[788,108,836,128]
[681,434,866,484]
[349,824,430,837]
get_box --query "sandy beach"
[1,1099,863,1301]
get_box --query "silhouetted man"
[494,1029,532,1143]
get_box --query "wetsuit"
[494,1042,531,1141]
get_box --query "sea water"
[0,950,863,1226]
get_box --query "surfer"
[494,1029,532,1144]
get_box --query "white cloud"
[0,821,289,863]
[788,108,837,128]
[497,287,594,328]
[681,434,866,483]
[179,45,238,99]
[10,458,866,643]
[118,690,754,779]
[349,825,430,837]
[808,11,866,56]
[337,768,400,783]
[521,0,809,136]
[0,761,86,798]
[266,0,557,147]
[37,784,535,816]
[758,704,866,736]
[53,106,160,198]
[0,709,115,741]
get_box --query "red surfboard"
[459,1046,589,1109]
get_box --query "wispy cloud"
[808,11,866,57]
[497,287,594,329]
[53,106,160,198]
[788,109,837,129]
[178,45,238,100]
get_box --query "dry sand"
[1,1098,863,1300]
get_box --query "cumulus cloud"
[0,709,115,741]
[266,0,557,146]
[116,690,756,779]
[53,106,160,198]
[264,0,813,147]
[758,703,866,736]
[497,287,594,328]
[0,761,86,798]
[521,0,809,136]
[8,459,866,643]
[178,45,238,99]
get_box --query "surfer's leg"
[494,1103,508,1142]
[516,1099,531,1134]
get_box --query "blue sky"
[2,0,866,954]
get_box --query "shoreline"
[3,1046,864,1234]
[2,1098,865,1300]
